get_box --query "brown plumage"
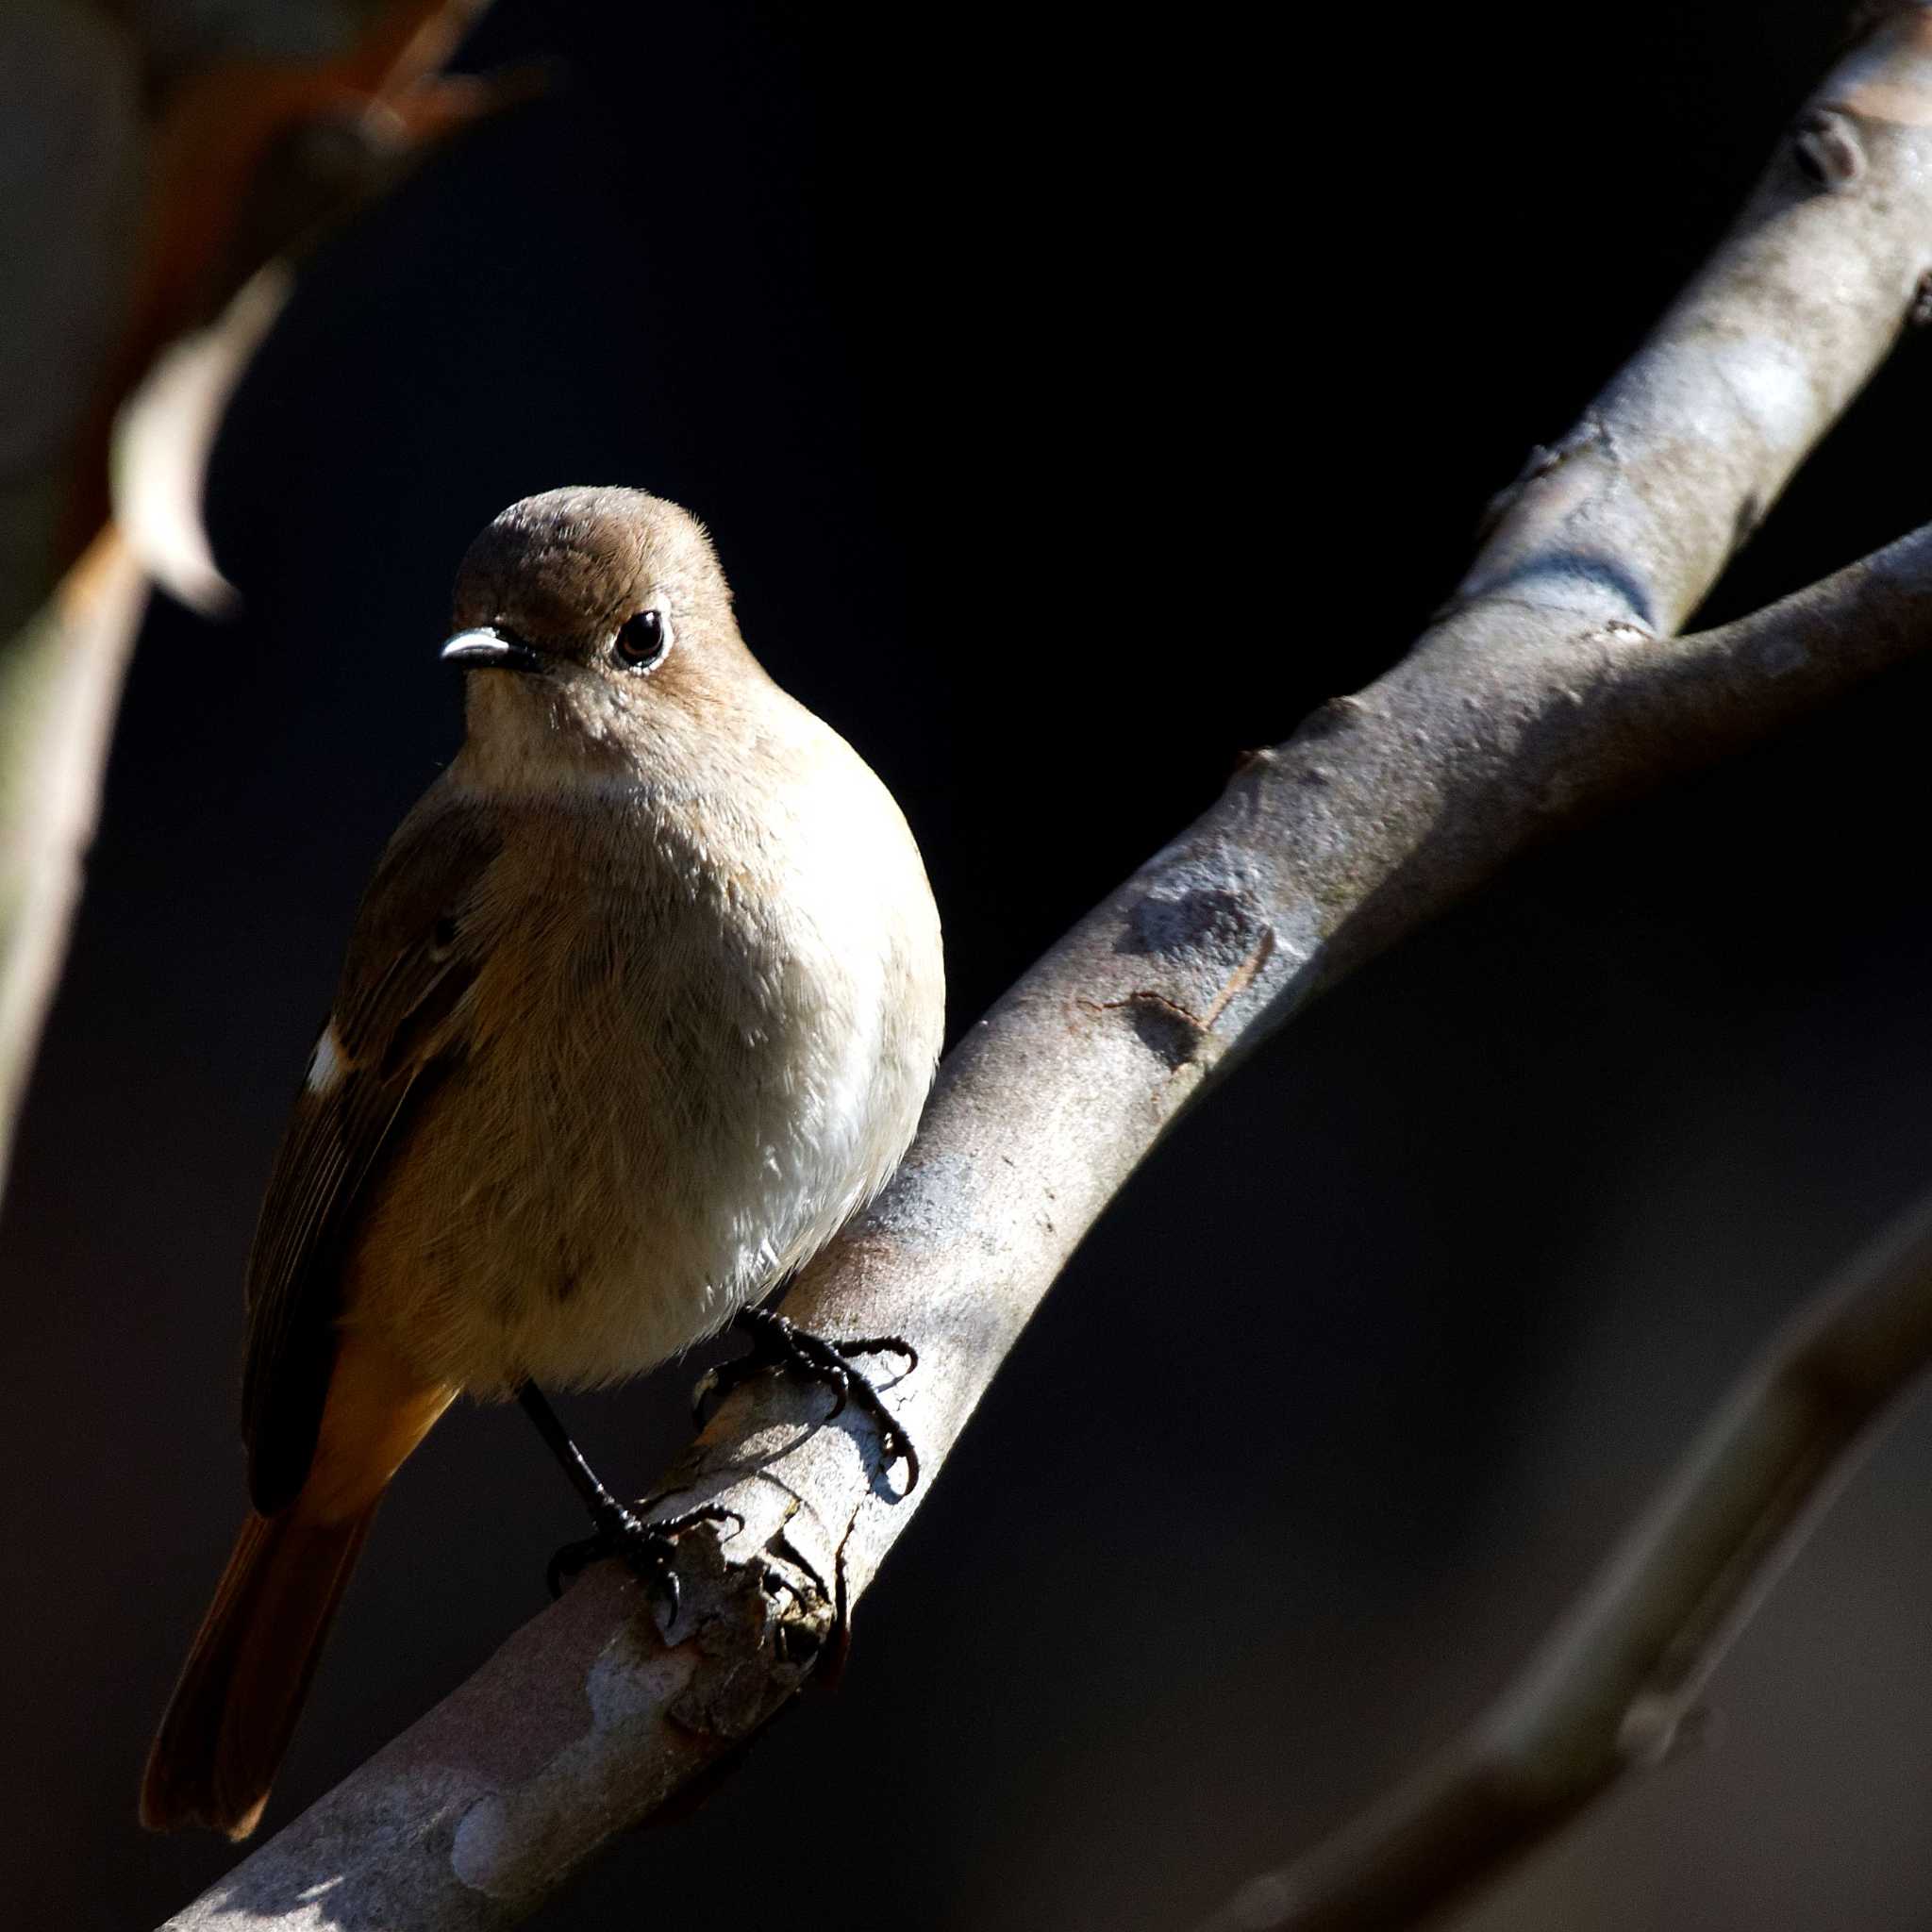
[142,488,944,1837]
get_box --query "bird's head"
[443,486,759,780]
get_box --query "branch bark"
[1201,1189,1932,1932]
[158,12,1932,1924]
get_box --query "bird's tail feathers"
[140,1501,377,1840]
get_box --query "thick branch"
[1203,1190,1932,1932]
[160,11,1932,1927]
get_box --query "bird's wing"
[241,789,502,1513]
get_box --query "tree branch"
[1201,1188,1932,1932]
[0,529,149,1190]
[0,0,524,1209]
[157,13,1932,1923]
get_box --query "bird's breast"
[358,774,940,1394]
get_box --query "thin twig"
[1202,1191,1932,1932]
[155,15,1932,1921]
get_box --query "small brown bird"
[141,487,944,1840]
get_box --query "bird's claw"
[693,1307,920,1492]
[545,1500,744,1617]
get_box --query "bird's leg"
[517,1381,740,1610]
[692,1305,921,1491]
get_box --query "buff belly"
[340,880,917,1397]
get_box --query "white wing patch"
[305,1024,346,1096]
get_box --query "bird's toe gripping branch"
[693,1305,921,1491]
[545,1498,745,1619]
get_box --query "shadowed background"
[8,3,1932,1926]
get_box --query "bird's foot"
[694,1306,920,1492]
[546,1498,744,1617]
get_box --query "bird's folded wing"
[241,791,501,1514]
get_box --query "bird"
[140,485,944,1840]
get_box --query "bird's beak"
[440,626,542,672]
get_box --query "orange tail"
[142,1336,454,1838]
[140,1502,379,1839]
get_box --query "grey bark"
[159,11,1932,1924]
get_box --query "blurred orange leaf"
[60,0,519,570]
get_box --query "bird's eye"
[612,609,670,671]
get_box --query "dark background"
[9,3,1932,1926]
